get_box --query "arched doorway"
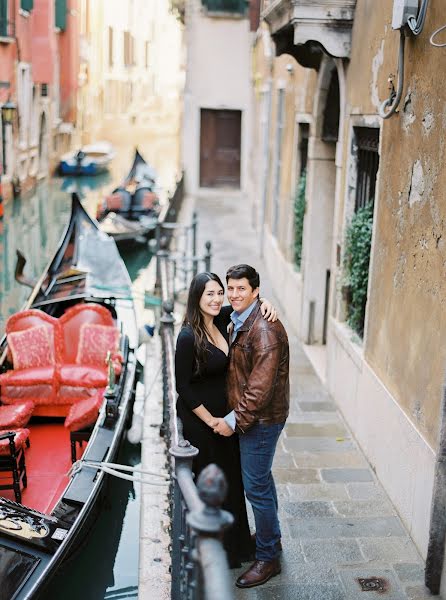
[38,112,48,175]
[301,57,342,345]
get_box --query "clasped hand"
[211,417,234,437]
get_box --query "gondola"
[0,194,138,599]
[96,149,160,244]
[59,142,115,176]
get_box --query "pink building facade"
[0,0,79,199]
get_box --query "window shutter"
[0,0,7,36]
[55,0,67,30]
[21,0,34,11]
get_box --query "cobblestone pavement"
[182,192,433,600]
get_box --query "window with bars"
[354,127,380,212]
[298,122,309,177]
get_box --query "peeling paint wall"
[346,0,446,447]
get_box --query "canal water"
[0,125,179,597]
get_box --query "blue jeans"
[239,422,285,561]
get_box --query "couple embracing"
[175,264,289,589]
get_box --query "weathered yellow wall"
[346,0,446,446]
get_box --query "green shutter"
[21,0,34,11]
[0,0,7,36]
[55,0,67,30]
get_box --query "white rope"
[69,459,170,486]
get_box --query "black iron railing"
[158,252,234,600]
[152,174,212,296]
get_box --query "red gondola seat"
[0,401,34,429]
[0,429,30,503]
[0,304,123,417]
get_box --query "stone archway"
[300,56,344,345]
[38,112,48,175]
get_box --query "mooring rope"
[69,460,170,486]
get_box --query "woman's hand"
[260,298,278,322]
[207,416,219,428]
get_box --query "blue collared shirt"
[224,300,258,431]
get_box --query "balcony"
[262,0,357,69]
[202,0,248,17]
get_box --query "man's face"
[227,277,259,313]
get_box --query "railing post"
[169,443,199,600]
[159,298,175,438]
[188,464,234,600]
[192,211,198,277]
[204,241,212,272]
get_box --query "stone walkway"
[185,191,432,600]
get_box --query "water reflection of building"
[0,0,79,200]
[0,182,71,336]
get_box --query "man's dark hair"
[226,264,260,290]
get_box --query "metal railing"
[152,174,212,296]
[158,253,235,600]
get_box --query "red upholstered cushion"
[6,309,61,362]
[0,366,56,385]
[64,391,105,432]
[8,325,54,370]
[59,364,108,387]
[0,429,30,456]
[60,303,114,363]
[75,324,120,368]
[0,402,34,429]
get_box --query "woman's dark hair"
[183,272,224,376]
[226,263,260,291]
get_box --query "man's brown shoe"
[235,559,281,588]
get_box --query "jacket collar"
[237,299,261,334]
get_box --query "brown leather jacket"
[227,300,289,433]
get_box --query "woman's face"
[199,280,224,319]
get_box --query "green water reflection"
[0,174,152,599]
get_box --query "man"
[214,264,289,589]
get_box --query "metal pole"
[204,241,212,272]
[425,379,446,593]
[192,211,198,277]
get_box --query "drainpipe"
[425,380,446,594]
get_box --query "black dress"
[175,310,253,568]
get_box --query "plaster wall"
[327,318,435,558]
[344,0,446,449]
[182,0,252,195]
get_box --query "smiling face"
[227,277,259,314]
[199,279,225,319]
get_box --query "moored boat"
[96,149,160,244]
[0,194,138,599]
[59,142,115,176]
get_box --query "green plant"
[293,171,306,269]
[343,202,374,337]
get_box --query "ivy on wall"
[294,171,306,269]
[343,202,374,337]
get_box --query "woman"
[175,272,276,568]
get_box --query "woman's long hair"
[183,272,224,376]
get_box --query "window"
[354,127,380,211]
[322,69,339,143]
[272,88,285,237]
[108,27,114,67]
[0,0,8,36]
[145,41,149,69]
[201,0,247,14]
[123,31,134,67]
[21,0,33,11]
[297,122,309,177]
[55,0,67,30]
[18,63,31,147]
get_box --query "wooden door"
[199,109,241,188]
